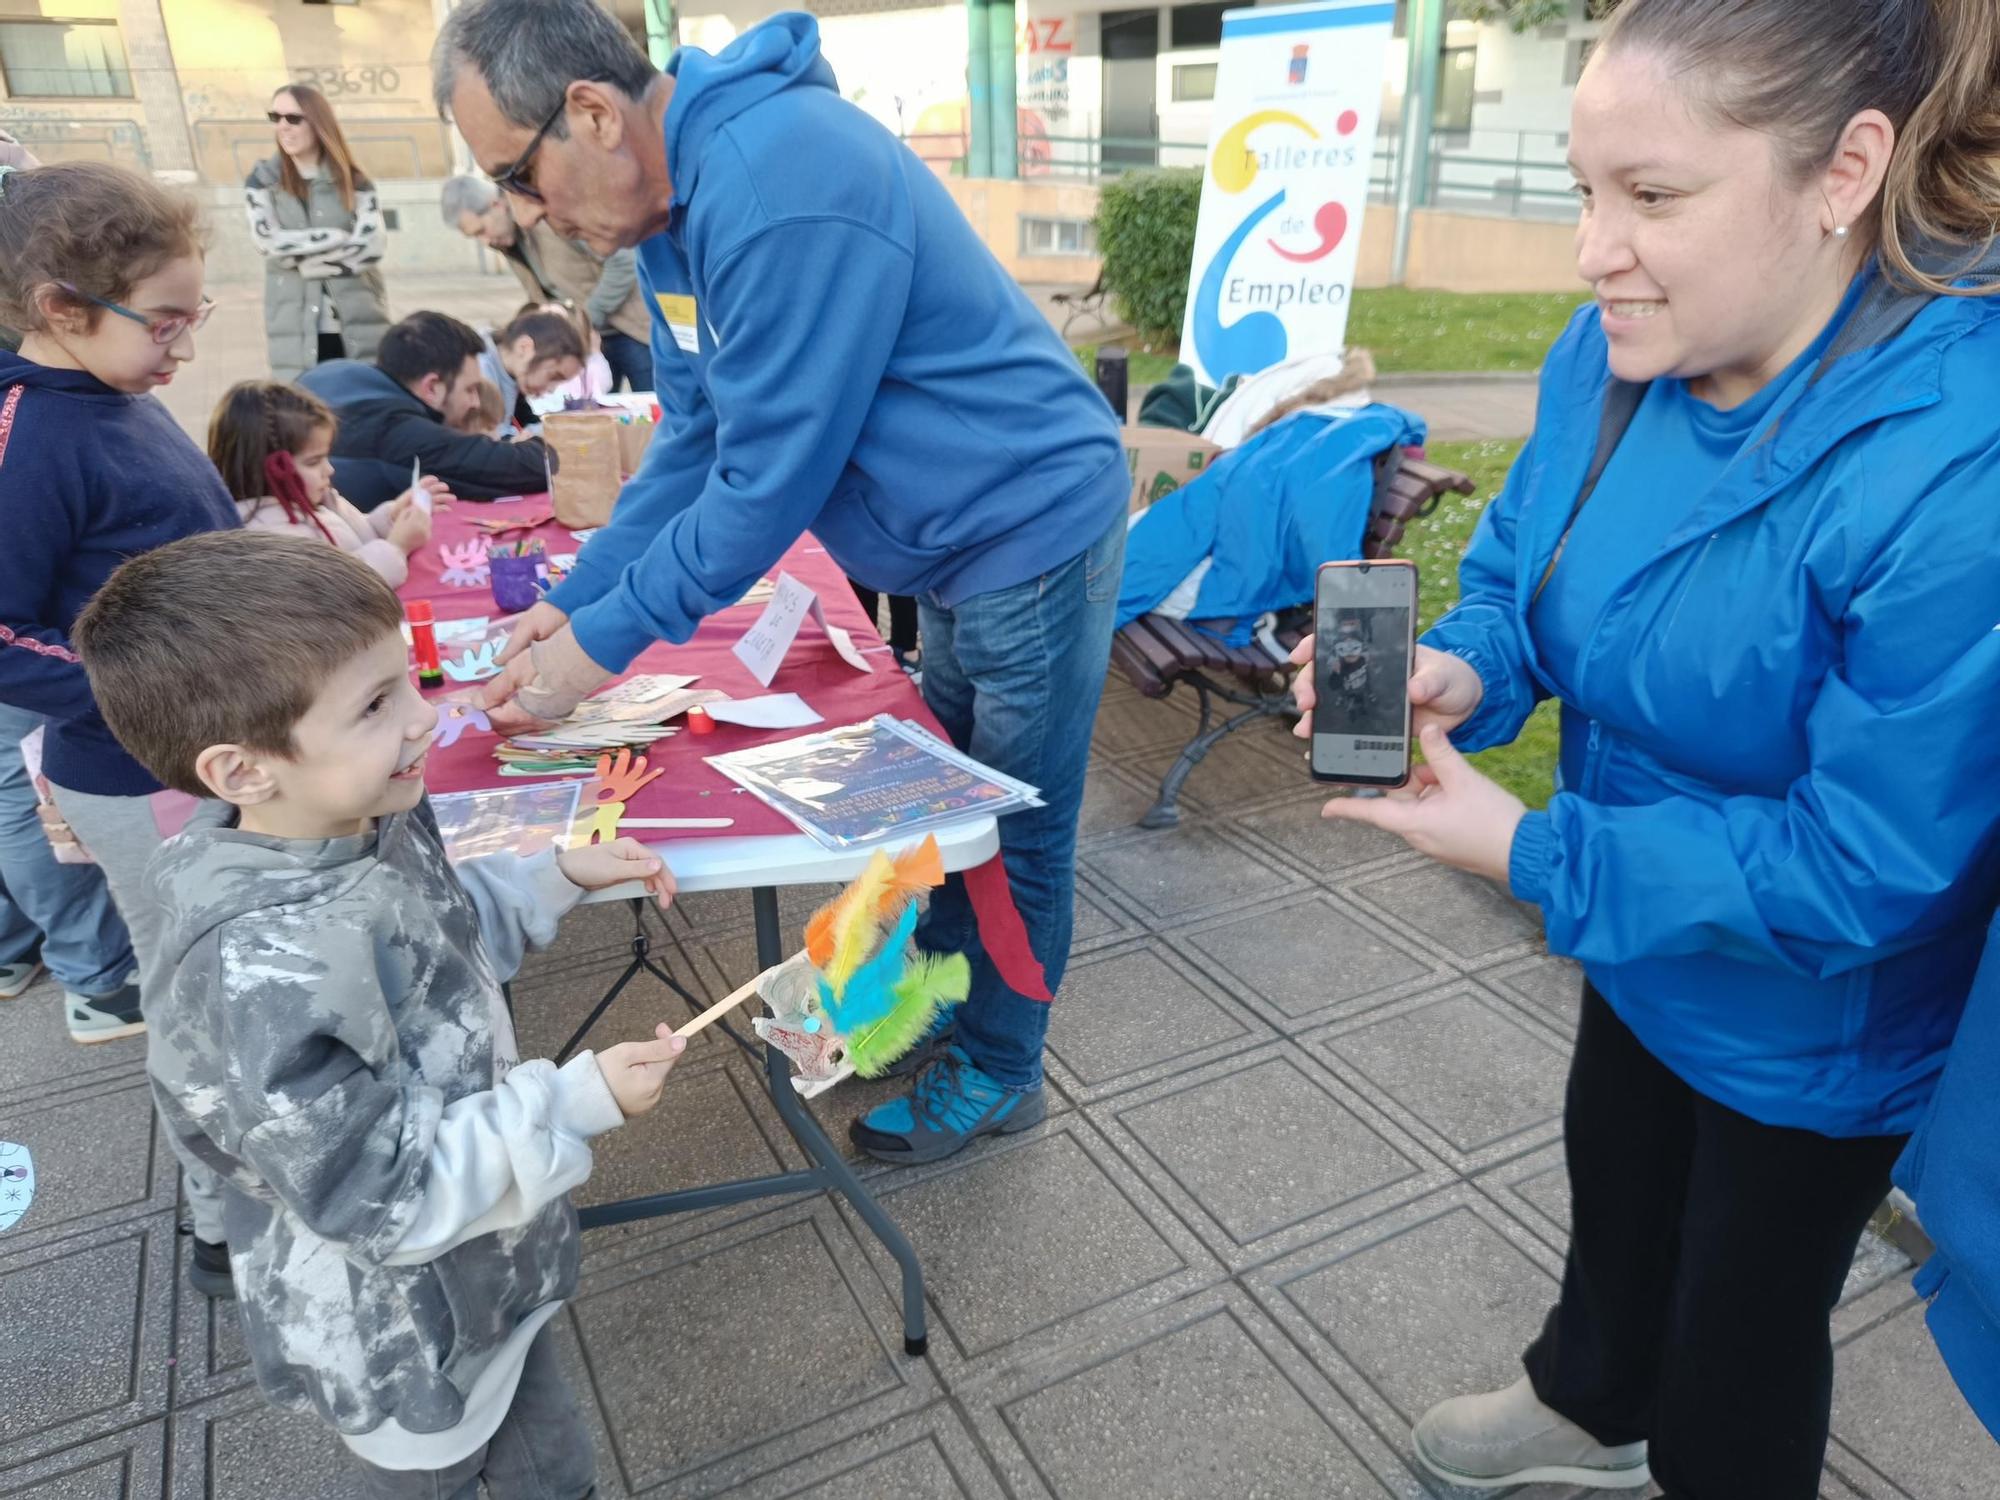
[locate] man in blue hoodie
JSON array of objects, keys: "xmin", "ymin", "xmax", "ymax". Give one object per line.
[{"xmin": 432, "ymin": 0, "xmax": 1129, "ymax": 1164}]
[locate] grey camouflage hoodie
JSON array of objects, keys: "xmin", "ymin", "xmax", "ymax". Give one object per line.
[{"xmin": 145, "ymin": 803, "xmax": 620, "ymax": 1446}]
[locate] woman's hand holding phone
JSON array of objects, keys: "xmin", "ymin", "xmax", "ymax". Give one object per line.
[
  {"xmin": 1289, "ymin": 641, "xmax": 1486, "ymax": 741},
  {"xmin": 1288, "ymin": 640, "xmax": 1520, "ymax": 882}
]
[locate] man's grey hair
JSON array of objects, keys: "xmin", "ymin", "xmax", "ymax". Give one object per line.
[
  {"xmin": 438, "ymin": 174, "xmax": 500, "ymax": 226},
  {"xmin": 432, "ymin": 0, "xmax": 657, "ymax": 135}
]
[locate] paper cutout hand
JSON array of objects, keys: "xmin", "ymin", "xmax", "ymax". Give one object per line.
[
  {"xmin": 441, "ymin": 641, "xmax": 502, "ymax": 682},
  {"xmin": 569, "ymin": 800, "xmax": 624, "ymax": 847},
  {"xmin": 588, "ymin": 748, "xmax": 664, "ymax": 805},
  {"xmin": 439, "ymin": 541, "xmax": 491, "ymax": 587},
  {"xmin": 433, "ymin": 703, "xmax": 490, "ymax": 748}
]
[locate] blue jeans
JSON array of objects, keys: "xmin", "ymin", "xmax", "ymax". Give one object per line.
[
  {"xmin": 0, "ymin": 703, "xmax": 134, "ymax": 996},
  {"xmin": 599, "ymin": 329, "xmax": 654, "ymax": 394},
  {"xmin": 915, "ymin": 517, "xmax": 1124, "ymax": 1089}
]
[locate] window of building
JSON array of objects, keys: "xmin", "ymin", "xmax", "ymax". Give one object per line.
[
  {"xmin": 1019, "ymin": 216, "xmax": 1096, "ymax": 258},
  {"xmin": 1170, "ymin": 2, "xmax": 1231, "ymax": 50},
  {"xmin": 0, "ymin": 18, "xmax": 132, "ymax": 99},
  {"xmin": 1434, "ymin": 34, "xmax": 1477, "ymax": 136},
  {"xmin": 1171, "ymin": 62, "xmax": 1217, "ymax": 102}
]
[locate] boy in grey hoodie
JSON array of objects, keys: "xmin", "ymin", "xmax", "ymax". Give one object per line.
[{"xmin": 73, "ymin": 530, "xmax": 685, "ymax": 1498}]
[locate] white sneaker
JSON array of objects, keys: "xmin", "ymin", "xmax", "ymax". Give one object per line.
[
  {"xmin": 1413, "ymin": 1375, "xmax": 1652, "ymax": 1490},
  {"xmin": 0, "ymin": 955, "xmax": 44, "ymax": 998}
]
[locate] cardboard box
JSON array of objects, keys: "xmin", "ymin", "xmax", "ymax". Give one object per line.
[{"xmin": 1123, "ymin": 425, "xmax": 1221, "ymax": 513}]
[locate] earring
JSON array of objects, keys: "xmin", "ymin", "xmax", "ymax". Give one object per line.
[{"xmin": 1833, "ymin": 224, "xmax": 1850, "ymax": 240}]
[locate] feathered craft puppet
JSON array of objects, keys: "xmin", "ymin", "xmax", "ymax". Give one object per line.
[
  {"xmin": 786, "ymin": 833, "xmax": 970, "ymax": 1078},
  {"xmin": 678, "ymin": 835, "xmax": 970, "ymax": 1091}
]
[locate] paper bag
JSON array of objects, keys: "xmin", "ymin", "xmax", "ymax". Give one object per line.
[
  {"xmin": 544, "ymin": 412, "xmax": 623, "ymax": 528},
  {"xmin": 616, "ymin": 413, "xmax": 657, "ymax": 475}
]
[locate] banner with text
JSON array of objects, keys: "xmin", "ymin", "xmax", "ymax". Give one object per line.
[{"xmin": 1180, "ymin": 1, "xmax": 1393, "ymax": 386}]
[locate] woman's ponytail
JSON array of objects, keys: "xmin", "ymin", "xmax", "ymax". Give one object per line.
[{"xmin": 1878, "ymin": 0, "xmax": 2000, "ymax": 294}]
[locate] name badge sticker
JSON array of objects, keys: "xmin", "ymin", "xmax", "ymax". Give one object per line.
[{"xmin": 655, "ymin": 293, "xmax": 701, "ymax": 353}]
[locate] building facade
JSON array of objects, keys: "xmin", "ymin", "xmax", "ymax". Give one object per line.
[{"xmin": 0, "ymin": 0, "xmax": 1597, "ymax": 287}]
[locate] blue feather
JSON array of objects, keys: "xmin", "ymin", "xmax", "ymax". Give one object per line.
[{"xmin": 819, "ymin": 901, "xmax": 919, "ymax": 1033}]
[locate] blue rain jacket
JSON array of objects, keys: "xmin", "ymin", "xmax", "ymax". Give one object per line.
[
  {"xmin": 1428, "ymin": 249, "xmax": 2000, "ymax": 1138},
  {"xmin": 1896, "ymin": 903, "xmax": 2000, "ymax": 1444},
  {"xmin": 1116, "ymin": 402, "xmax": 1425, "ymax": 645}
]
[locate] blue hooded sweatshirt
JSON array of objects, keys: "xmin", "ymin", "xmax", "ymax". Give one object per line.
[
  {"xmin": 546, "ymin": 14, "xmax": 1129, "ymax": 671},
  {"xmin": 1427, "ymin": 244, "xmax": 2000, "ymax": 1139},
  {"xmin": 0, "ymin": 350, "xmax": 239, "ymax": 795}
]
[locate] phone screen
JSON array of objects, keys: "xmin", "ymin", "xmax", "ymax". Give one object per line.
[{"xmin": 1311, "ymin": 562, "xmax": 1416, "ymax": 786}]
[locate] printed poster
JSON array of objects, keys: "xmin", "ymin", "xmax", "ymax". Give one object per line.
[{"xmin": 1180, "ymin": 1, "xmax": 1394, "ymax": 386}]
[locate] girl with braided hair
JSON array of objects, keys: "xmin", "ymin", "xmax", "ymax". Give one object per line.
[{"xmin": 208, "ymin": 381, "xmax": 444, "ymax": 587}]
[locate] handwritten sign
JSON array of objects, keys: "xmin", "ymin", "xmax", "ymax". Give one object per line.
[{"xmin": 731, "ymin": 573, "xmax": 876, "ymax": 687}]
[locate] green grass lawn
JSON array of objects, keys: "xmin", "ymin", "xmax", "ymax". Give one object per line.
[
  {"xmin": 1403, "ymin": 437, "xmax": 1561, "ymax": 808},
  {"xmin": 1346, "ymin": 288, "xmax": 1588, "ymax": 375},
  {"xmin": 1075, "ymin": 287, "xmax": 1585, "ymax": 382},
  {"xmin": 1072, "ymin": 342, "xmax": 1180, "ymax": 387}
]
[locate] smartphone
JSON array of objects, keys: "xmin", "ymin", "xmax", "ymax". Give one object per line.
[{"xmin": 1311, "ymin": 559, "xmax": 1417, "ymax": 786}]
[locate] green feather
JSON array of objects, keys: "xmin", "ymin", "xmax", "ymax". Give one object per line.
[{"xmin": 845, "ymin": 951, "xmax": 970, "ymax": 1078}]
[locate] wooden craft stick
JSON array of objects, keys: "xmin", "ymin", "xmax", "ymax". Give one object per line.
[
  {"xmin": 619, "ymin": 817, "xmax": 736, "ymax": 829},
  {"xmin": 674, "ymin": 968, "xmax": 771, "ymax": 1039}
]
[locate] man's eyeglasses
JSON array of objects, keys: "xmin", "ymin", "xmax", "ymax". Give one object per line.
[
  {"xmin": 57, "ymin": 284, "xmax": 216, "ymax": 345},
  {"xmin": 492, "ymin": 78, "xmax": 609, "ymax": 204},
  {"xmin": 267, "ymin": 110, "xmax": 308, "ymax": 126}
]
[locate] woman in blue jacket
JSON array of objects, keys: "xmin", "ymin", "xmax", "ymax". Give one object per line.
[{"xmin": 1293, "ymin": 0, "xmax": 2000, "ymax": 1493}]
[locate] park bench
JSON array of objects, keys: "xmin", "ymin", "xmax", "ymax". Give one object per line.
[{"xmin": 1109, "ymin": 449, "xmax": 1475, "ymax": 828}]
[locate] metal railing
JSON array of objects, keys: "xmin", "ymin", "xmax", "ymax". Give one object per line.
[{"xmin": 905, "ymin": 121, "xmax": 1577, "ymax": 223}]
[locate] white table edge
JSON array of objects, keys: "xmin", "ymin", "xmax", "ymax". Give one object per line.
[{"xmin": 575, "ymin": 814, "xmax": 1001, "ymax": 902}]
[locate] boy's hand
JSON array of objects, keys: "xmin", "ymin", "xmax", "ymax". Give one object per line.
[
  {"xmin": 557, "ymin": 837, "xmax": 675, "ymax": 906},
  {"xmin": 596, "ymin": 1023, "xmax": 687, "ymax": 1117}
]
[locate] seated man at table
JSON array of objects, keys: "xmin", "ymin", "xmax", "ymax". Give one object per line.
[
  {"xmin": 73, "ymin": 529, "xmax": 683, "ymax": 1497},
  {"xmin": 301, "ymin": 310, "xmax": 552, "ymax": 511},
  {"xmin": 479, "ymin": 308, "xmax": 585, "ymax": 433}
]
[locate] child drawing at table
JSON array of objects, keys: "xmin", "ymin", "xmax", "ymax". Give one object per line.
[
  {"xmin": 209, "ymin": 380, "xmax": 446, "ymax": 588},
  {"xmin": 74, "ymin": 529, "xmax": 685, "ymax": 1499}
]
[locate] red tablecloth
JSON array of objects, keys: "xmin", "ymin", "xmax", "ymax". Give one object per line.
[
  {"xmin": 406, "ymin": 499, "xmax": 933, "ymax": 834},
  {"xmin": 405, "ymin": 500, "xmax": 1052, "ymax": 999}
]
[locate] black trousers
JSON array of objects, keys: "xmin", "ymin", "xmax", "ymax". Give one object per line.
[
  {"xmin": 1524, "ymin": 986, "xmax": 1904, "ymax": 1500},
  {"xmin": 315, "ymin": 331, "xmax": 346, "ymax": 365},
  {"xmin": 849, "ymin": 580, "xmax": 919, "ymax": 655}
]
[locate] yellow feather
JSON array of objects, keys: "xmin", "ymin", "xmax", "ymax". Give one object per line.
[{"xmin": 824, "ymin": 851, "xmax": 894, "ymax": 991}]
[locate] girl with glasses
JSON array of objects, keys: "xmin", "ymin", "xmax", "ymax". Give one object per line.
[
  {"xmin": 246, "ymin": 82, "xmax": 391, "ymax": 381},
  {"xmin": 0, "ymin": 161, "xmax": 241, "ymax": 1290}
]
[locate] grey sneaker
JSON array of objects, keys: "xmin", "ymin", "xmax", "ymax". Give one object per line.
[
  {"xmin": 1413, "ymin": 1376, "xmax": 1652, "ymax": 1490},
  {"xmin": 0, "ymin": 954, "xmax": 44, "ymax": 999},
  {"xmin": 66, "ymin": 980, "xmax": 145, "ymax": 1044}
]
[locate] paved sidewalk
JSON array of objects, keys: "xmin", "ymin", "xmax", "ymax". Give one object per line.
[
  {"xmin": 1374, "ymin": 371, "xmax": 1539, "ymax": 443},
  {"xmin": 2, "ymin": 682, "xmax": 1991, "ymax": 1498}
]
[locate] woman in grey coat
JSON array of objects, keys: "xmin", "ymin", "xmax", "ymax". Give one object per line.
[{"xmin": 245, "ymin": 83, "xmax": 391, "ymax": 381}]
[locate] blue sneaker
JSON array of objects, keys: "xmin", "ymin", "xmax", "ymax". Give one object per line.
[{"xmin": 850, "ymin": 1046, "xmax": 1047, "ymax": 1165}]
